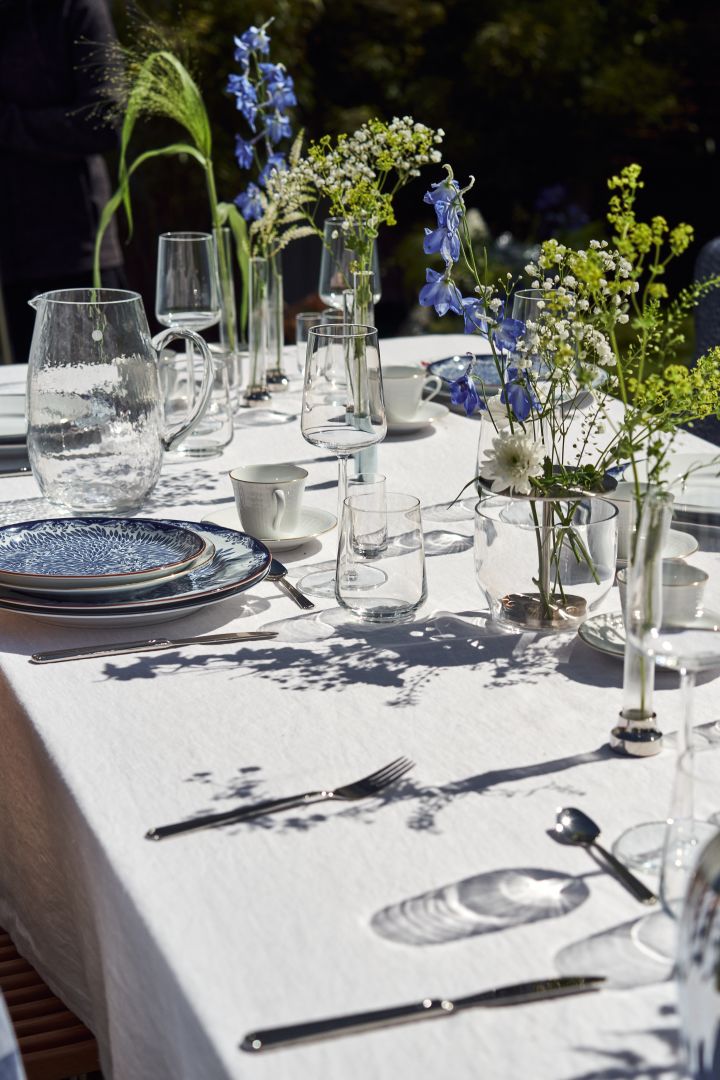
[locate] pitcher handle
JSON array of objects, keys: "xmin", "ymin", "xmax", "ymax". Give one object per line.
[{"xmin": 152, "ymin": 328, "xmax": 215, "ymax": 452}]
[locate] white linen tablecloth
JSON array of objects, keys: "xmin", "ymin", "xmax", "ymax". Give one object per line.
[{"xmin": 0, "ymin": 336, "xmax": 715, "ymax": 1080}]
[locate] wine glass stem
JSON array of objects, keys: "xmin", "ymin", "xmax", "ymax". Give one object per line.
[{"xmin": 337, "ymin": 453, "xmax": 349, "ymax": 530}]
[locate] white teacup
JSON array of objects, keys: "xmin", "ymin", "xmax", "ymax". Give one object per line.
[
  {"xmin": 617, "ymin": 561, "xmax": 709, "ymax": 625},
  {"xmin": 229, "ymin": 464, "xmax": 307, "ymax": 539},
  {"xmin": 382, "ymin": 365, "xmax": 443, "ymax": 422}
]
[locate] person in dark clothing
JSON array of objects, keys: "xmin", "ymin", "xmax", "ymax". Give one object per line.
[{"xmin": 0, "ymin": 0, "xmax": 125, "ymax": 363}]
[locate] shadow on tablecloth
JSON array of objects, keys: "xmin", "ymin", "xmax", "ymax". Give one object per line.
[{"xmin": 371, "ymin": 866, "xmax": 591, "ymax": 945}]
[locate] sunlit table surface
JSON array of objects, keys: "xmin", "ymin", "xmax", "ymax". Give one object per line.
[{"xmin": 0, "ymin": 336, "xmax": 715, "ymax": 1080}]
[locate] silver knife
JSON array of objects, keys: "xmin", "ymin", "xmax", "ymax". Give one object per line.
[
  {"xmin": 240, "ymin": 975, "xmax": 606, "ymax": 1052},
  {"xmin": 30, "ymin": 630, "xmax": 278, "ymax": 664}
]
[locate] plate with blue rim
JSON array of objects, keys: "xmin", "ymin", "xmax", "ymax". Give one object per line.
[
  {"xmin": 427, "ymin": 353, "xmax": 504, "ymax": 392},
  {"xmin": 0, "ymin": 521, "xmax": 271, "ymax": 613},
  {"xmin": 0, "ymin": 517, "xmax": 208, "ymax": 590}
]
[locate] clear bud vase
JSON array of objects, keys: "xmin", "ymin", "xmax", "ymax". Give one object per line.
[
  {"xmin": 213, "ymin": 226, "xmax": 242, "ymax": 408},
  {"xmin": 243, "ymin": 255, "xmax": 272, "ymax": 407},
  {"xmin": 610, "ymin": 491, "xmax": 663, "ymax": 757},
  {"xmin": 350, "ymin": 269, "xmax": 378, "ymax": 477},
  {"xmin": 265, "ymin": 253, "xmax": 288, "ymax": 391}
]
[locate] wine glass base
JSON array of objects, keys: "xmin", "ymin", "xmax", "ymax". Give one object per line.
[
  {"xmin": 296, "ymin": 565, "xmax": 387, "ymax": 599},
  {"xmin": 612, "ymin": 821, "xmax": 666, "ymax": 873}
]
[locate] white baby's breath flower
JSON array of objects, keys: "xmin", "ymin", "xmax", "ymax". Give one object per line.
[{"xmin": 480, "ymin": 431, "xmax": 545, "ymax": 495}]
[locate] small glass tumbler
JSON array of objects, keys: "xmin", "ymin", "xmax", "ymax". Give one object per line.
[
  {"xmin": 337, "ymin": 492, "xmax": 426, "ymax": 622},
  {"xmin": 295, "ymin": 310, "xmax": 344, "ymax": 373},
  {"xmin": 347, "ymin": 473, "xmax": 387, "ymax": 557},
  {"xmin": 161, "ymin": 347, "xmax": 233, "ymax": 458}
]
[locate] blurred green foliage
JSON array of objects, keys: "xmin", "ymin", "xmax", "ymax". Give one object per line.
[{"xmin": 110, "ymin": 0, "xmax": 718, "ymax": 339}]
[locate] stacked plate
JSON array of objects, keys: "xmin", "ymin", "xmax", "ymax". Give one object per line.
[{"xmin": 0, "ymin": 517, "xmax": 271, "ymax": 627}]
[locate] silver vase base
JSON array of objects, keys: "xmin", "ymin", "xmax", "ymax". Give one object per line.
[
  {"xmin": 266, "ymin": 368, "xmax": 289, "ymax": 391},
  {"xmin": 242, "ymin": 385, "xmax": 272, "ymax": 407},
  {"xmin": 499, "ymin": 592, "xmax": 587, "ymax": 631},
  {"xmin": 610, "ymin": 710, "xmax": 663, "ymax": 757}
]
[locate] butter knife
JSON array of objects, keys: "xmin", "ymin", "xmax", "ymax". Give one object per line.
[
  {"xmin": 240, "ymin": 975, "xmax": 606, "ymax": 1052},
  {"xmin": 30, "ymin": 630, "xmax": 278, "ymax": 664}
]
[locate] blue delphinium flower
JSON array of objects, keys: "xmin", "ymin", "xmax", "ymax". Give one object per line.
[
  {"xmin": 500, "ymin": 366, "xmax": 540, "ymax": 422},
  {"xmin": 260, "ymin": 65, "xmax": 297, "ymax": 110},
  {"xmin": 233, "ymin": 36, "xmax": 252, "ymax": 68},
  {"xmin": 493, "ymin": 318, "xmax": 525, "ymax": 354},
  {"xmin": 450, "ymin": 369, "xmax": 484, "ymax": 416},
  {"xmin": 265, "ymin": 111, "xmax": 292, "ymax": 145},
  {"xmin": 229, "ymin": 22, "xmax": 296, "ymax": 226},
  {"xmin": 234, "ymin": 182, "xmax": 264, "ymax": 222},
  {"xmin": 423, "ymin": 225, "xmax": 460, "ymax": 264},
  {"xmin": 419, "ymin": 268, "xmax": 463, "ymax": 317},
  {"xmin": 234, "ymin": 135, "xmax": 255, "ymax": 170},
  {"xmin": 460, "ymin": 297, "xmax": 489, "ymax": 335},
  {"xmin": 228, "ymin": 74, "xmax": 258, "ymax": 130},
  {"xmin": 240, "ymin": 25, "xmax": 271, "ymax": 55},
  {"xmin": 258, "ymin": 153, "xmax": 287, "ymax": 188}
]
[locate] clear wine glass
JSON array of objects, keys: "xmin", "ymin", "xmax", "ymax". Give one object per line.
[
  {"xmin": 318, "ymin": 218, "xmax": 381, "ymax": 312},
  {"xmin": 298, "ymin": 323, "xmax": 386, "ymax": 597},
  {"xmin": 615, "ymin": 492, "xmax": 720, "ymax": 958},
  {"xmin": 155, "ymin": 232, "xmax": 227, "ymax": 456},
  {"xmin": 156, "ymin": 232, "xmax": 221, "ymax": 332}
]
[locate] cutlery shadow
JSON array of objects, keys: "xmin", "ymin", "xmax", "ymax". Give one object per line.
[
  {"xmin": 371, "ymin": 866, "xmax": 590, "ymax": 946},
  {"xmin": 159, "ymin": 763, "xmax": 416, "ymax": 835}
]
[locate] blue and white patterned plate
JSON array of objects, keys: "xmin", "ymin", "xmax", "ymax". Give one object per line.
[
  {"xmin": 2, "ymin": 539, "xmax": 217, "ymax": 598},
  {"xmin": 0, "ymin": 518, "xmax": 207, "ymax": 589},
  {"xmin": 0, "ymin": 521, "xmax": 271, "ymax": 613},
  {"xmin": 427, "ymin": 353, "xmax": 505, "ymax": 391}
]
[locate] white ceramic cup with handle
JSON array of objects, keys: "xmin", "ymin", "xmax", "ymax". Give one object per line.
[
  {"xmin": 617, "ymin": 561, "xmax": 709, "ymax": 625},
  {"xmin": 229, "ymin": 464, "xmax": 307, "ymax": 539},
  {"xmin": 382, "ymin": 364, "xmax": 443, "ymax": 422}
]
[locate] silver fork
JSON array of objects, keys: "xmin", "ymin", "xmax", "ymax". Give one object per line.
[{"xmin": 145, "ymin": 756, "xmax": 414, "ymax": 841}]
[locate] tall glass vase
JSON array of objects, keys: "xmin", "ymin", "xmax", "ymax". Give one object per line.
[
  {"xmin": 348, "ymin": 270, "xmax": 378, "ymax": 476},
  {"xmin": 610, "ymin": 490, "xmax": 662, "ymax": 757},
  {"xmin": 265, "ymin": 253, "xmax": 288, "ymax": 391},
  {"xmin": 243, "ymin": 255, "xmax": 272, "ymax": 407},
  {"xmin": 213, "ymin": 226, "xmax": 242, "ymax": 407}
]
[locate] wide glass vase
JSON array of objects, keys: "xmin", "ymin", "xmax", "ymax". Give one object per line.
[{"xmin": 474, "ymin": 494, "xmax": 618, "ymax": 631}]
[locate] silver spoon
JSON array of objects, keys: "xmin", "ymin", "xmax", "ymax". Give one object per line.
[
  {"xmin": 268, "ymin": 559, "xmax": 315, "ymax": 610},
  {"xmin": 551, "ymin": 807, "xmax": 657, "ymax": 905}
]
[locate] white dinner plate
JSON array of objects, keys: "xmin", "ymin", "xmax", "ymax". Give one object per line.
[
  {"xmin": 386, "ymin": 401, "xmax": 449, "ymax": 435},
  {"xmin": 577, "ymin": 611, "xmax": 625, "ymax": 658},
  {"xmin": 202, "ymin": 507, "xmax": 336, "ymax": 553}
]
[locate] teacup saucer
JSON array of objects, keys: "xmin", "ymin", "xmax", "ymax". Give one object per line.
[
  {"xmin": 386, "ymin": 400, "xmax": 449, "ymax": 435},
  {"xmin": 616, "ymin": 527, "xmax": 698, "ymax": 567},
  {"xmin": 202, "ymin": 506, "xmax": 336, "ymax": 552}
]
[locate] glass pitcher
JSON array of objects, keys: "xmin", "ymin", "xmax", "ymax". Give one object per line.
[{"xmin": 26, "ymin": 288, "xmax": 214, "ymax": 514}]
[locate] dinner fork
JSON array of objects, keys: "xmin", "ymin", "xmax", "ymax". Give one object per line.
[{"xmin": 145, "ymin": 756, "xmax": 414, "ymax": 841}]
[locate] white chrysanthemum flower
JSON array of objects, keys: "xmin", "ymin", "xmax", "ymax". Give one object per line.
[{"xmin": 480, "ymin": 431, "xmax": 545, "ymax": 495}]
